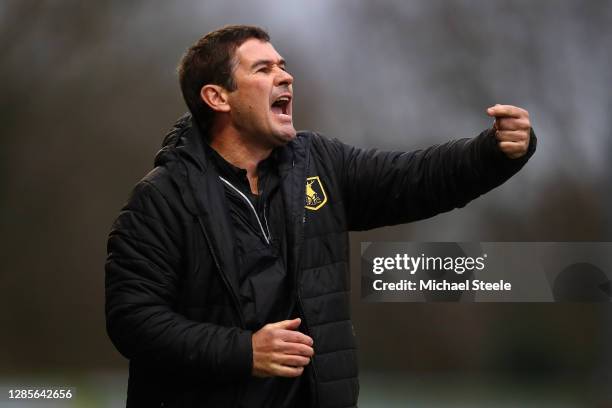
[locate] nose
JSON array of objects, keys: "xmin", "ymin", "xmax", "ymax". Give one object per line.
[{"xmin": 275, "ymin": 67, "xmax": 293, "ymax": 87}]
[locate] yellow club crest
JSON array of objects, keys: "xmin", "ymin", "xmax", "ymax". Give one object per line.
[{"xmin": 305, "ymin": 176, "xmax": 328, "ymax": 211}]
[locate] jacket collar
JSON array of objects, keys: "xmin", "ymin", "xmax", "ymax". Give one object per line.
[{"xmin": 155, "ymin": 114, "xmax": 309, "ymax": 305}]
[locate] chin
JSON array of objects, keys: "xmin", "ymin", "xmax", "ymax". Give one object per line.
[{"xmin": 273, "ymin": 127, "xmax": 297, "ymax": 145}]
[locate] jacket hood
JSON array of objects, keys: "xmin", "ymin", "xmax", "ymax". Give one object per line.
[{"xmin": 154, "ymin": 113, "xmax": 209, "ymax": 172}]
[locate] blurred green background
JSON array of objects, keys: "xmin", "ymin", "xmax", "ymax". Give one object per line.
[{"xmin": 1, "ymin": 0, "xmax": 611, "ymax": 406}]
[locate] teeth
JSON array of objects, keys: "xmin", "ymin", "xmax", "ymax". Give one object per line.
[{"xmin": 277, "ymin": 96, "xmax": 289, "ymax": 103}]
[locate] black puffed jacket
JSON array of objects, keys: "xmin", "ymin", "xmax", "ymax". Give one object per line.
[{"xmin": 105, "ymin": 114, "xmax": 536, "ymax": 407}]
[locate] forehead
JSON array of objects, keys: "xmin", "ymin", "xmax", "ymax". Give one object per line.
[{"xmin": 234, "ymin": 38, "xmax": 283, "ymax": 67}]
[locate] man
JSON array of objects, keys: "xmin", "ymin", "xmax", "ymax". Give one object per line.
[{"xmin": 105, "ymin": 25, "xmax": 536, "ymax": 407}]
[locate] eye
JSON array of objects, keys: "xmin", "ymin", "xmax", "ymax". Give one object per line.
[{"xmin": 256, "ymin": 66, "xmax": 270, "ymax": 73}]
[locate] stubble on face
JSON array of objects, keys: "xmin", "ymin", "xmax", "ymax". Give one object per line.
[{"xmin": 227, "ymin": 39, "xmax": 296, "ymax": 149}]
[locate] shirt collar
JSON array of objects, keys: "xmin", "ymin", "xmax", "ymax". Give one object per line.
[{"xmin": 205, "ymin": 143, "xmax": 280, "ymax": 187}]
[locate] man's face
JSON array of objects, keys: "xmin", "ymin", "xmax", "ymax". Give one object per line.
[{"xmin": 226, "ymin": 39, "xmax": 295, "ymax": 147}]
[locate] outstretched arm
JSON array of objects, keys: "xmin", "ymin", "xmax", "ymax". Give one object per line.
[{"xmin": 331, "ymin": 104, "xmax": 536, "ymax": 231}]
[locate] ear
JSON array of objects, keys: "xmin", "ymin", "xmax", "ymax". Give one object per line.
[{"xmin": 200, "ymin": 84, "xmax": 231, "ymax": 113}]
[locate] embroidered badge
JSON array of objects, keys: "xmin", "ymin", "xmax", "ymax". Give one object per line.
[{"xmin": 305, "ymin": 176, "xmax": 328, "ymax": 211}]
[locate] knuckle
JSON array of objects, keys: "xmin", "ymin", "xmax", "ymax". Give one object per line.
[
  {"xmin": 270, "ymin": 352, "xmax": 281, "ymax": 362},
  {"xmin": 272, "ymin": 339, "xmax": 284, "ymax": 350}
]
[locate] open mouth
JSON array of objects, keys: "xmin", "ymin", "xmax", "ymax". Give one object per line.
[{"xmin": 271, "ymin": 94, "xmax": 292, "ymax": 118}]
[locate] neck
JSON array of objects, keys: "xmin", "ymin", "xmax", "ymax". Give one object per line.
[{"xmin": 209, "ymin": 122, "xmax": 273, "ymax": 194}]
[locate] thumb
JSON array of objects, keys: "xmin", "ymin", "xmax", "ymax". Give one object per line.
[
  {"xmin": 271, "ymin": 318, "xmax": 301, "ymax": 330},
  {"xmin": 486, "ymin": 104, "xmax": 500, "ymax": 117}
]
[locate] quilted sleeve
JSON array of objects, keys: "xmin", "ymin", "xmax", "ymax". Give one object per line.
[{"xmin": 324, "ymin": 128, "xmax": 536, "ymax": 231}]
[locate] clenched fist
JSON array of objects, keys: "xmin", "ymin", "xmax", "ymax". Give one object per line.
[
  {"xmin": 252, "ymin": 318, "xmax": 314, "ymax": 378},
  {"xmin": 486, "ymin": 104, "xmax": 531, "ymax": 159}
]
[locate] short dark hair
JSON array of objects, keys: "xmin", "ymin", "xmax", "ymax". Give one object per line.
[{"xmin": 177, "ymin": 25, "xmax": 270, "ymax": 133}]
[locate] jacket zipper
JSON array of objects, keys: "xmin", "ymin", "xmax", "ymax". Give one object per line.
[
  {"xmin": 262, "ymin": 201, "xmax": 271, "ymax": 242},
  {"xmin": 218, "ymin": 176, "xmax": 271, "ymax": 245},
  {"xmin": 195, "ymin": 217, "xmax": 247, "ymax": 407},
  {"xmin": 296, "ymin": 294, "xmax": 320, "ymax": 407},
  {"xmin": 294, "ymin": 157, "xmax": 321, "ymax": 408},
  {"xmin": 196, "ymin": 217, "xmax": 246, "ymax": 327}
]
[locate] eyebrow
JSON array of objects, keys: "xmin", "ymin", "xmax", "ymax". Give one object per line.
[{"xmin": 250, "ymin": 58, "xmax": 286, "ymax": 70}]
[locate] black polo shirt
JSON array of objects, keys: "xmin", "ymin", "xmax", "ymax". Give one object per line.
[{"xmin": 206, "ymin": 145, "xmax": 310, "ymax": 408}]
